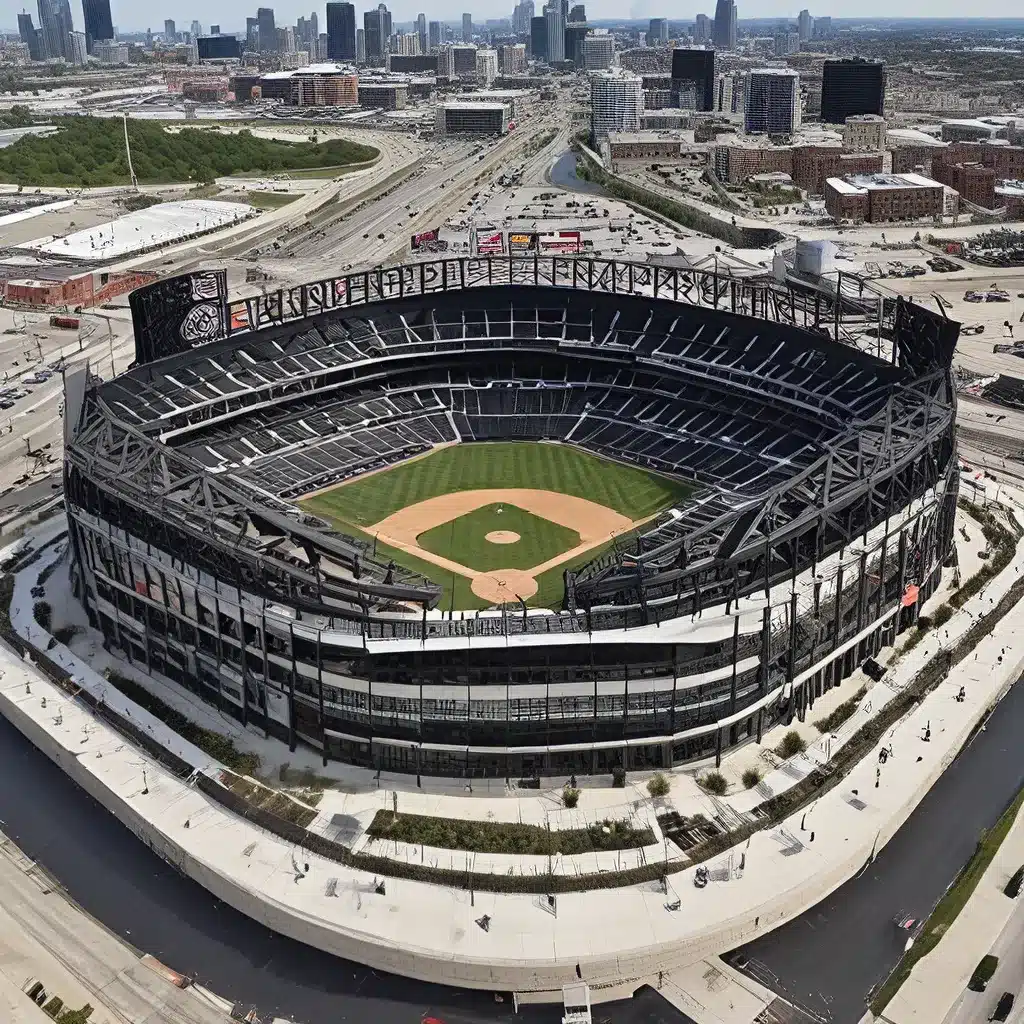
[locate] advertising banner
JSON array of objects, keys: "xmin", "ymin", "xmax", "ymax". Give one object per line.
[
  {"xmin": 508, "ymin": 231, "xmax": 537, "ymax": 254},
  {"xmin": 538, "ymin": 230, "xmax": 582, "ymax": 254},
  {"xmin": 476, "ymin": 229, "xmax": 505, "ymax": 255},
  {"xmin": 129, "ymin": 269, "xmax": 228, "ymax": 364},
  {"xmin": 411, "ymin": 228, "xmax": 439, "ymax": 250}
]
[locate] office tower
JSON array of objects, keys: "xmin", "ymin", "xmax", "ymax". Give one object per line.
[
  {"xmin": 210, "ymin": 24, "xmax": 219, "ymax": 34},
  {"xmin": 190, "ymin": 19, "xmax": 202, "ymax": 38},
  {"xmin": 744, "ymin": 68, "xmax": 800, "ymax": 133},
  {"xmin": 356, "ymin": 26, "xmax": 365, "ymax": 60},
  {"xmin": 18, "ymin": 12, "xmax": 41, "ymax": 60},
  {"xmin": 671, "ymin": 47, "xmax": 715, "ymax": 111},
  {"xmin": 68, "ymin": 28, "xmax": 87, "ymax": 62},
  {"xmin": 82, "ymin": 0, "xmax": 113, "ymax": 54},
  {"xmin": 649, "ymin": 18, "xmax": 668, "ymax": 44},
  {"xmin": 773, "ymin": 30, "xmax": 799, "ymax": 57},
  {"xmin": 363, "ymin": 6, "xmax": 391, "ymax": 60},
  {"xmin": 813, "ymin": 15, "xmax": 831, "ymax": 37},
  {"xmin": 821, "ymin": 57, "xmax": 885, "ymax": 124},
  {"xmin": 37, "ymin": 1, "xmax": 62, "ymax": 60},
  {"xmin": 326, "ymin": 3, "xmax": 356, "ymax": 60},
  {"xmin": 428, "ymin": 20, "xmax": 440, "ymax": 49},
  {"xmin": 163, "ymin": 18, "xmax": 175, "ymax": 41},
  {"xmin": 282, "ymin": 25, "xmax": 295, "ymax": 52},
  {"xmin": 565, "ymin": 20, "xmax": 587, "ymax": 65},
  {"xmin": 590, "ymin": 68, "xmax": 642, "ymax": 137},
  {"xmin": 582, "ymin": 34, "xmax": 614, "ymax": 70},
  {"xmin": 462, "ymin": 13, "xmax": 472, "ymax": 42},
  {"xmin": 416, "ymin": 13, "xmax": 426, "ymax": 52},
  {"xmin": 530, "ymin": 15, "xmax": 546, "ymax": 58},
  {"xmin": 499, "ymin": 42, "xmax": 526, "ymax": 73},
  {"xmin": 245, "ymin": 18, "xmax": 258, "ymax": 51},
  {"xmin": 513, "ymin": 0, "xmax": 534, "ymax": 34},
  {"xmin": 711, "ymin": 0, "xmax": 736, "ymax": 50},
  {"xmin": 693, "ymin": 13, "xmax": 710, "ymax": 43},
  {"xmin": 569, "ymin": 4, "xmax": 585, "ymax": 19},
  {"xmin": 476, "ymin": 47, "xmax": 497, "ymax": 83},
  {"xmin": 257, "ymin": 9, "xmax": 277, "ymax": 52},
  {"xmin": 797, "ymin": 9, "xmax": 813, "ymax": 42},
  {"xmin": 380, "ymin": 5, "xmax": 392, "ymax": 47},
  {"xmin": 545, "ymin": 4, "xmax": 564, "ymax": 61}
]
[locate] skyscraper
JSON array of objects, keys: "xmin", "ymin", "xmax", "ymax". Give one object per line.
[
  {"xmin": 428, "ymin": 20, "xmax": 440, "ymax": 49},
  {"xmin": 462, "ymin": 13, "xmax": 472, "ymax": 42},
  {"xmin": 37, "ymin": 0, "xmax": 64, "ymax": 60},
  {"xmin": 693, "ymin": 13, "xmax": 710, "ymax": 43},
  {"xmin": 326, "ymin": 3, "xmax": 356, "ymax": 61},
  {"xmin": 649, "ymin": 18, "xmax": 668, "ymax": 44},
  {"xmin": 711, "ymin": 0, "xmax": 736, "ymax": 50},
  {"xmin": 82, "ymin": 0, "xmax": 113, "ymax": 54},
  {"xmin": 356, "ymin": 26, "xmax": 365, "ymax": 61},
  {"xmin": 163, "ymin": 18, "xmax": 176, "ymax": 41},
  {"xmin": 18, "ymin": 12, "xmax": 41, "ymax": 60},
  {"xmin": 590, "ymin": 68, "xmax": 642, "ymax": 137},
  {"xmin": 257, "ymin": 8, "xmax": 277, "ymax": 52},
  {"xmin": 797, "ymin": 9, "xmax": 813, "ymax": 42},
  {"xmin": 416, "ymin": 13, "xmax": 426, "ymax": 53},
  {"xmin": 744, "ymin": 68, "xmax": 800, "ymax": 134},
  {"xmin": 246, "ymin": 18, "xmax": 258, "ymax": 51},
  {"xmin": 530, "ymin": 15, "xmax": 546, "ymax": 59},
  {"xmin": 671, "ymin": 48, "xmax": 715, "ymax": 111},
  {"xmin": 363, "ymin": 7, "xmax": 384, "ymax": 59},
  {"xmin": 545, "ymin": 3, "xmax": 564, "ymax": 61},
  {"xmin": 820, "ymin": 57, "xmax": 885, "ymax": 124}
]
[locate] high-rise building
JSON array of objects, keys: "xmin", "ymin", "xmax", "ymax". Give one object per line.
[
  {"xmin": 582, "ymin": 34, "xmax": 614, "ymax": 70},
  {"xmin": 648, "ymin": 18, "xmax": 668, "ymax": 44},
  {"xmin": 512, "ymin": 0, "xmax": 534, "ymax": 34},
  {"xmin": 693, "ymin": 13, "xmax": 710, "ymax": 44},
  {"xmin": 163, "ymin": 18, "xmax": 175, "ymax": 41},
  {"xmin": 18, "ymin": 12, "xmax": 41, "ymax": 61},
  {"xmin": 711, "ymin": 0, "xmax": 736, "ymax": 50},
  {"xmin": 530, "ymin": 15, "xmax": 546, "ymax": 58},
  {"xmin": 744, "ymin": 68, "xmax": 800, "ymax": 134},
  {"xmin": 326, "ymin": 3, "xmax": 356, "ymax": 61},
  {"xmin": 210, "ymin": 24, "xmax": 220, "ymax": 34},
  {"xmin": 773, "ymin": 30, "xmax": 799, "ymax": 57},
  {"xmin": 246, "ymin": 18, "xmax": 258, "ymax": 51},
  {"xmin": 462, "ymin": 13, "xmax": 472, "ymax": 42},
  {"xmin": 363, "ymin": 8, "xmax": 383, "ymax": 59},
  {"xmin": 356, "ymin": 26, "xmax": 365, "ymax": 61},
  {"xmin": 590, "ymin": 68, "xmax": 642, "ymax": 137},
  {"xmin": 476, "ymin": 47, "xmax": 498, "ymax": 83},
  {"xmin": 545, "ymin": 4, "xmax": 564, "ymax": 62},
  {"xmin": 82, "ymin": 0, "xmax": 113, "ymax": 54},
  {"xmin": 821, "ymin": 57, "xmax": 885, "ymax": 124},
  {"xmin": 813, "ymin": 15, "xmax": 832, "ymax": 37},
  {"xmin": 499, "ymin": 42, "xmax": 526, "ymax": 73},
  {"xmin": 38, "ymin": 1, "xmax": 64, "ymax": 60},
  {"xmin": 428, "ymin": 20, "xmax": 440, "ymax": 49},
  {"xmin": 190, "ymin": 20, "xmax": 203, "ymax": 38},
  {"xmin": 797, "ymin": 9, "xmax": 813, "ymax": 42},
  {"xmin": 671, "ymin": 47, "xmax": 715, "ymax": 111},
  {"xmin": 416, "ymin": 13, "xmax": 427, "ymax": 52},
  {"xmin": 257, "ymin": 8, "xmax": 277, "ymax": 52},
  {"xmin": 68, "ymin": 28, "xmax": 87, "ymax": 63}
]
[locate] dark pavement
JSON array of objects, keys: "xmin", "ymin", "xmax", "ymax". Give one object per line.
[
  {"xmin": 732, "ymin": 674, "xmax": 1024, "ymax": 1023},
  {"xmin": 0, "ymin": 713, "xmax": 685, "ymax": 1024}
]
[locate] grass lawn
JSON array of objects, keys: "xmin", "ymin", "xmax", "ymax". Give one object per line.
[
  {"xmin": 301, "ymin": 442, "xmax": 691, "ymax": 611},
  {"xmin": 367, "ymin": 810, "xmax": 655, "ymax": 856},
  {"xmin": 416, "ymin": 503, "xmax": 580, "ymax": 572},
  {"xmin": 245, "ymin": 190, "xmax": 300, "ymax": 209},
  {"xmin": 870, "ymin": 783, "xmax": 1024, "ymax": 1015},
  {"xmin": 302, "ymin": 441, "xmax": 694, "ymax": 528}
]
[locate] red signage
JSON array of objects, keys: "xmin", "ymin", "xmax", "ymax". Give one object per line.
[{"xmin": 539, "ymin": 230, "xmax": 581, "ymax": 254}]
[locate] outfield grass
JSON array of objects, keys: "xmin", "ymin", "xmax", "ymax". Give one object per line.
[
  {"xmin": 302, "ymin": 442, "xmax": 693, "ymax": 528},
  {"xmin": 416, "ymin": 503, "xmax": 580, "ymax": 572},
  {"xmin": 301, "ymin": 441, "xmax": 693, "ymax": 611}
]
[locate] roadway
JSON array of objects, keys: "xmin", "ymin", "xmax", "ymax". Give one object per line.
[{"xmin": 731, "ymin": 670, "xmax": 1024, "ymax": 1024}]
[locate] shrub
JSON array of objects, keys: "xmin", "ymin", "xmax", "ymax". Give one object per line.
[
  {"xmin": 815, "ymin": 687, "xmax": 867, "ymax": 734},
  {"xmin": 646, "ymin": 772, "xmax": 670, "ymax": 798},
  {"xmin": 742, "ymin": 768, "xmax": 761, "ymax": 789},
  {"xmin": 562, "ymin": 786, "xmax": 580, "ymax": 808},
  {"xmin": 52, "ymin": 625, "xmax": 79, "ymax": 645},
  {"xmin": 33, "ymin": 600, "xmax": 52, "ymax": 631},
  {"xmin": 1005, "ymin": 866, "xmax": 1024, "ymax": 898},
  {"xmin": 968, "ymin": 954, "xmax": 999, "ymax": 992},
  {"xmin": 934, "ymin": 604, "xmax": 954, "ymax": 628},
  {"xmin": 56, "ymin": 1005, "xmax": 93, "ymax": 1024},
  {"xmin": 700, "ymin": 771, "xmax": 728, "ymax": 795},
  {"xmin": 776, "ymin": 730, "xmax": 807, "ymax": 759},
  {"xmin": 611, "ymin": 764, "xmax": 626, "ymax": 788},
  {"xmin": 42, "ymin": 997, "xmax": 64, "ymax": 1018}
]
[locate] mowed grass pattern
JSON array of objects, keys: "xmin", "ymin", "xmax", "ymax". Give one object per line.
[
  {"xmin": 416, "ymin": 503, "xmax": 580, "ymax": 572},
  {"xmin": 302, "ymin": 441, "xmax": 694, "ymax": 527}
]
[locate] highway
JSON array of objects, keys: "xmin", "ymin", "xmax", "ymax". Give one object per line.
[{"xmin": 731, "ymin": 671, "xmax": 1024, "ymax": 1024}]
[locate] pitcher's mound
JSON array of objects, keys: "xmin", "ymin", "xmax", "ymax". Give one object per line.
[
  {"xmin": 471, "ymin": 569, "xmax": 538, "ymax": 603},
  {"xmin": 485, "ymin": 530, "xmax": 520, "ymax": 544}
]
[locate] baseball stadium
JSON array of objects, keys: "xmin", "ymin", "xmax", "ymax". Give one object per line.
[{"xmin": 63, "ymin": 257, "xmax": 959, "ymax": 779}]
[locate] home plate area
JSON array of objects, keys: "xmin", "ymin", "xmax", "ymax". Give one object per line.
[{"xmin": 368, "ymin": 489, "xmax": 634, "ymax": 604}]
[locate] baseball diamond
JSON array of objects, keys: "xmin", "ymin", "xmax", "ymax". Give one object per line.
[{"xmin": 63, "ymin": 259, "xmax": 959, "ymax": 780}]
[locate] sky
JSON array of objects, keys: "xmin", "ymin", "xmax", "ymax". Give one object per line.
[{"xmin": 15, "ymin": 0, "xmax": 1024, "ymax": 37}]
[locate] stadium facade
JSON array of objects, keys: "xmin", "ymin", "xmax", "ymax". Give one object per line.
[{"xmin": 64, "ymin": 258, "xmax": 959, "ymax": 779}]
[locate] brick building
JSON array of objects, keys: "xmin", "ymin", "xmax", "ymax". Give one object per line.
[
  {"xmin": 714, "ymin": 144, "xmax": 793, "ymax": 183},
  {"xmin": 942, "ymin": 141, "xmax": 1024, "ymax": 180},
  {"xmin": 891, "ymin": 145, "xmax": 940, "ymax": 176},
  {"xmin": 824, "ymin": 172, "xmax": 949, "ymax": 223},
  {"xmin": 1, "ymin": 269, "xmax": 156, "ymax": 309},
  {"xmin": 290, "ymin": 69, "xmax": 359, "ymax": 106},
  {"xmin": 931, "ymin": 161, "xmax": 996, "ymax": 210},
  {"xmin": 791, "ymin": 145, "xmax": 883, "ymax": 194}
]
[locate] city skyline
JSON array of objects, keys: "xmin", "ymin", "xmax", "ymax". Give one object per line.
[{"xmin": 14, "ymin": 3, "xmax": 1024, "ymax": 35}]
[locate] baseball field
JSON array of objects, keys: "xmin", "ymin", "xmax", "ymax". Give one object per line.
[{"xmin": 300, "ymin": 441, "xmax": 695, "ymax": 610}]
